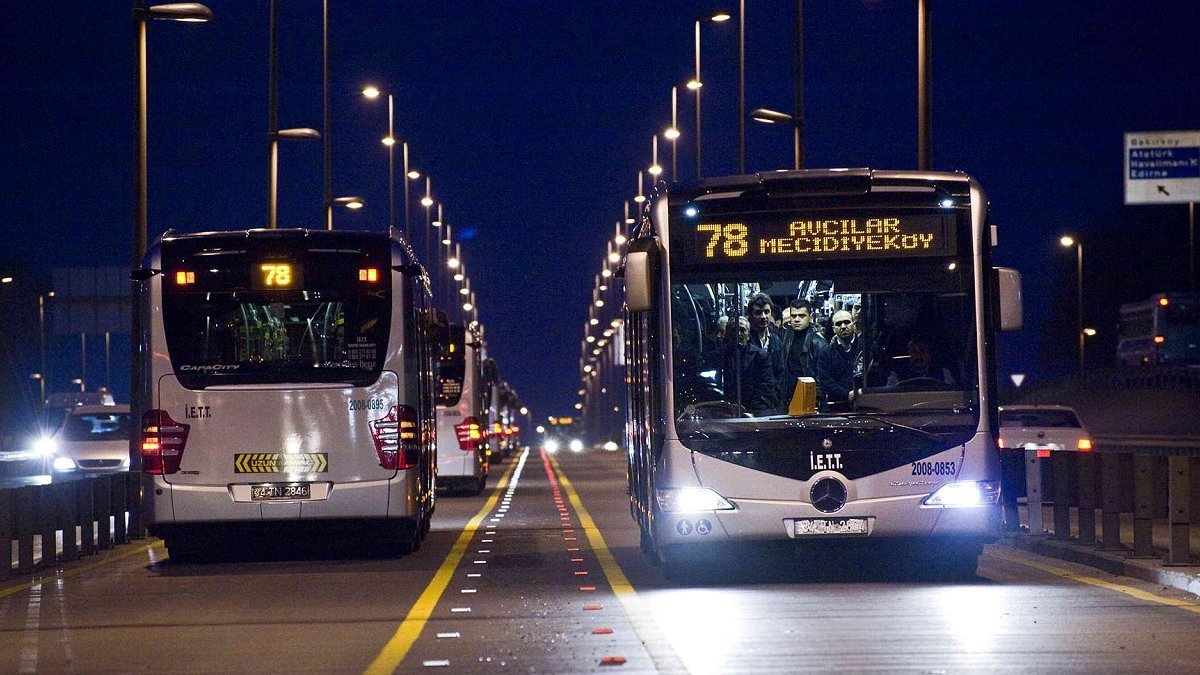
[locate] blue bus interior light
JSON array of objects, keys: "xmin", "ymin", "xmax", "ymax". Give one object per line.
[
  {"xmin": 939, "ymin": 198, "xmax": 955, "ymax": 208},
  {"xmin": 684, "ymin": 206, "xmax": 699, "ymax": 218}
]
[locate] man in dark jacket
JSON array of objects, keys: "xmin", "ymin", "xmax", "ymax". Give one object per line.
[
  {"xmin": 816, "ymin": 309, "xmax": 863, "ymax": 405},
  {"xmin": 779, "ymin": 298, "xmax": 827, "ymax": 404},
  {"xmin": 722, "ymin": 315, "xmax": 778, "ymax": 415}
]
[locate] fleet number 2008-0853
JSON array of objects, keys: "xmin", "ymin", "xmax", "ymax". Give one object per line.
[{"xmin": 911, "ymin": 461, "xmax": 956, "ymax": 476}]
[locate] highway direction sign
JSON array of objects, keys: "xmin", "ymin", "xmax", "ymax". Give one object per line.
[{"xmin": 1125, "ymin": 130, "xmax": 1200, "ymax": 204}]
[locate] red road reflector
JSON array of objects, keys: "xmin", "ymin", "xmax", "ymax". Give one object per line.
[
  {"xmin": 564, "ymin": 537, "xmax": 577, "ymax": 541},
  {"xmin": 574, "ymin": 571, "xmax": 589, "ymax": 575},
  {"xmin": 600, "ymin": 656, "xmax": 626, "ymax": 666},
  {"xmin": 592, "ymin": 628, "xmax": 614, "ymax": 635},
  {"xmin": 567, "ymin": 547, "xmax": 580, "ymax": 552},
  {"xmin": 583, "ymin": 604, "xmax": 603, "ymax": 611},
  {"xmin": 571, "ymin": 558, "xmax": 584, "ymax": 562},
  {"xmin": 580, "ymin": 586, "xmax": 596, "ymax": 591}
]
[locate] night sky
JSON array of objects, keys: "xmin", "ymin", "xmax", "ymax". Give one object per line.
[{"xmin": 3, "ymin": 2, "xmax": 1199, "ymax": 423}]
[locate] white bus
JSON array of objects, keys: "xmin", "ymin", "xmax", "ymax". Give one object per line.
[
  {"xmin": 623, "ymin": 169, "xmax": 1023, "ymax": 576},
  {"xmin": 135, "ymin": 228, "xmax": 438, "ymax": 558},
  {"xmin": 435, "ymin": 322, "xmax": 489, "ymax": 495}
]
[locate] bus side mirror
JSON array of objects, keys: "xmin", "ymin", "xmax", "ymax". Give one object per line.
[
  {"xmin": 626, "ymin": 251, "xmax": 653, "ymax": 312},
  {"xmin": 995, "ymin": 267, "xmax": 1023, "ymax": 331}
]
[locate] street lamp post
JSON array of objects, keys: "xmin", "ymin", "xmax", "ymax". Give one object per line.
[
  {"xmin": 750, "ymin": 109, "xmax": 802, "ymax": 169},
  {"xmin": 1061, "ymin": 236, "xmax": 1084, "ymax": 370},
  {"xmin": 362, "ymin": 86, "xmax": 397, "ymax": 232},
  {"xmin": 918, "ymin": 0, "xmax": 932, "ymax": 170}
]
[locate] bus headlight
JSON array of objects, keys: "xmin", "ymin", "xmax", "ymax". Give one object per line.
[
  {"xmin": 656, "ymin": 487, "xmax": 735, "ymax": 513},
  {"xmin": 921, "ymin": 481, "xmax": 1000, "ymax": 508},
  {"xmin": 53, "ymin": 456, "xmax": 77, "ymax": 472},
  {"xmin": 542, "ymin": 439, "xmax": 559, "ymax": 453},
  {"xmin": 568, "ymin": 439, "xmax": 584, "ymax": 453},
  {"xmin": 33, "ymin": 436, "xmax": 58, "ymax": 457}
]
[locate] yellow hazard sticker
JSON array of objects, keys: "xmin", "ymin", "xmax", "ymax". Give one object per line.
[{"xmin": 234, "ymin": 453, "xmax": 329, "ymax": 473}]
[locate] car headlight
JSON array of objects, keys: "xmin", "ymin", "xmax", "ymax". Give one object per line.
[
  {"xmin": 53, "ymin": 457, "xmax": 77, "ymax": 472},
  {"xmin": 542, "ymin": 439, "xmax": 559, "ymax": 453},
  {"xmin": 33, "ymin": 436, "xmax": 58, "ymax": 457},
  {"xmin": 656, "ymin": 486, "xmax": 735, "ymax": 513},
  {"xmin": 921, "ymin": 480, "xmax": 1000, "ymax": 508},
  {"xmin": 568, "ymin": 439, "xmax": 584, "ymax": 453},
  {"xmin": 602, "ymin": 441, "xmax": 619, "ymax": 452}
]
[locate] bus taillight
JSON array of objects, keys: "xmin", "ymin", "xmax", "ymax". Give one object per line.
[
  {"xmin": 141, "ymin": 409, "xmax": 190, "ymax": 474},
  {"xmin": 1154, "ymin": 335, "xmax": 1166, "ymax": 344},
  {"xmin": 372, "ymin": 405, "xmax": 419, "ymax": 470},
  {"xmin": 455, "ymin": 417, "xmax": 482, "ymax": 452}
]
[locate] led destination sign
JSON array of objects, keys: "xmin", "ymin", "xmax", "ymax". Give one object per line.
[{"xmin": 684, "ymin": 213, "xmax": 955, "ymax": 264}]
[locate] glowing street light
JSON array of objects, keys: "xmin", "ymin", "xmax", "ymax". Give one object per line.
[{"xmin": 1060, "ymin": 235, "xmax": 1085, "ymax": 371}]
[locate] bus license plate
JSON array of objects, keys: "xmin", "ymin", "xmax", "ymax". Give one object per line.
[
  {"xmin": 794, "ymin": 518, "xmax": 868, "ymax": 536},
  {"xmin": 251, "ymin": 483, "xmax": 311, "ymax": 501}
]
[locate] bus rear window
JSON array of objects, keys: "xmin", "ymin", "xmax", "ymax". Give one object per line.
[
  {"xmin": 161, "ymin": 242, "xmax": 391, "ymax": 389},
  {"xmin": 436, "ymin": 325, "xmax": 466, "ymax": 406}
]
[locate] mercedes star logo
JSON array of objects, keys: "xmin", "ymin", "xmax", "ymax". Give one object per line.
[
  {"xmin": 810, "ymin": 477, "xmax": 847, "ymax": 514},
  {"xmin": 822, "ymin": 438, "xmax": 833, "ymax": 450}
]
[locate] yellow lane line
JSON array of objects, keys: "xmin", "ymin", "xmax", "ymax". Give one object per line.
[
  {"xmin": 547, "ymin": 452, "xmax": 688, "ymax": 674},
  {"xmin": 364, "ymin": 455, "xmax": 521, "ymax": 675},
  {"xmin": 0, "ymin": 540, "xmax": 164, "ymax": 600},
  {"xmin": 990, "ymin": 547, "xmax": 1200, "ymax": 614}
]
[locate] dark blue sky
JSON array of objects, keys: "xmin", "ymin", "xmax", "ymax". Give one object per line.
[{"xmin": 3, "ymin": 2, "xmax": 1199, "ymax": 419}]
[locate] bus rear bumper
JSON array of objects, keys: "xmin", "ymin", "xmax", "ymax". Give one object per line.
[{"xmin": 144, "ymin": 472, "xmax": 420, "ymax": 526}]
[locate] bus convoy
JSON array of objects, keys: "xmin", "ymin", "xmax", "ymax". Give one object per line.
[
  {"xmin": 621, "ymin": 169, "xmax": 1024, "ymax": 576},
  {"xmin": 130, "ymin": 168, "xmax": 1032, "ymax": 576},
  {"xmin": 134, "ymin": 228, "xmax": 522, "ymax": 558}
]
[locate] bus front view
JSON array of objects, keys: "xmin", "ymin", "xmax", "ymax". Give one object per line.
[
  {"xmin": 138, "ymin": 229, "xmax": 436, "ymax": 559},
  {"xmin": 625, "ymin": 169, "xmax": 1022, "ymax": 576}
]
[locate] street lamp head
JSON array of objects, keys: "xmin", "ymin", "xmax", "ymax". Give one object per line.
[
  {"xmin": 454, "ymin": 272, "xmax": 464, "ymax": 281},
  {"xmin": 420, "ymin": 196, "xmax": 434, "ymax": 207},
  {"xmin": 0, "ymin": 277, "xmax": 12, "ymax": 284},
  {"xmin": 447, "ymin": 257, "xmax": 460, "ymax": 269},
  {"xmin": 751, "ymin": 108, "xmax": 794, "ymax": 125},
  {"xmin": 614, "ymin": 234, "xmax": 627, "ymax": 245},
  {"xmin": 459, "ymin": 287, "xmax": 470, "ymax": 296},
  {"xmin": 381, "ymin": 136, "xmax": 396, "ymax": 147},
  {"xmin": 334, "ymin": 196, "xmax": 365, "ymax": 210},
  {"xmin": 1083, "ymin": 327, "xmax": 1098, "ymax": 337},
  {"xmin": 633, "ymin": 194, "xmax": 646, "ymax": 204},
  {"xmin": 146, "ymin": 3, "xmax": 213, "ymax": 22},
  {"xmin": 1060, "ymin": 235, "xmax": 1076, "ymax": 248},
  {"xmin": 686, "ymin": 80, "xmax": 703, "ymax": 91},
  {"xmin": 648, "ymin": 164, "xmax": 663, "ymax": 177},
  {"xmin": 607, "ymin": 252, "xmax": 621, "ymax": 264},
  {"xmin": 663, "ymin": 127, "xmax": 681, "ymax": 140},
  {"xmin": 710, "ymin": 11, "xmax": 732, "ymax": 22},
  {"xmin": 406, "ymin": 170, "xmax": 421, "ymax": 180},
  {"xmin": 276, "ymin": 127, "xmax": 320, "ymax": 140},
  {"xmin": 462, "ymin": 301, "xmax": 473, "ymax": 312},
  {"xmin": 362, "ymin": 86, "xmax": 381, "ymax": 99}
]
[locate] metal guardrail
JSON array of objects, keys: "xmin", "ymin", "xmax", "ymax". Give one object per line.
[
  {"xmin": 1016, "ymin": 435, "xmax": 1200, "ymax": 566},
  {"xmin": 0, "ymin": 473, "xmax": 143, "ymax": 577}
]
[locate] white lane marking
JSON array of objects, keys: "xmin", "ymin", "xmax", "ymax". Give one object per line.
[
  {"xmin": 436, "ymin": 632, "xmax": 461, "ymax": 639},
  {"xmin": 423, "ymin": 660, "xmax": 451, "ymax": 667}
]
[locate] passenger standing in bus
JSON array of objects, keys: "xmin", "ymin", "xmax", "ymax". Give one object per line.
[
  {"xmin": 724, "ymin": 314, "xmax": 778, "ymax": 415},
  {"xmin": 746, "ymin": 292, "xmax": 784, "ymax": 388},
  {"xmin": 780, "ymin": 298, "xmax": 827, "ymax": 403},
  {"xmin": 816, "ymin": 309, "xmax": 864, "ymax": 405}
]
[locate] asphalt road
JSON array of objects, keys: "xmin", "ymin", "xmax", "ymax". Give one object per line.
[{"xmin": 2, "ymin": 447, "xmax": 1200, "ymax": 673}]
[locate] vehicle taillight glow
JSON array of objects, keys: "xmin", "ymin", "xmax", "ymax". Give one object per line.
[
  {"xmin": 1078, "ymin": 438, "xmax": 1093, "ymax": 451},
  {"xmin": 455, "ymin": 416, "xmax": 482, "ymax": 452},
  {"xmin": 141, "ymin": 409, "xmax": 190, "ymax": 474},
  {"xmin": 1154, "ymin": 335, "xmax": 1166, "ymax": 344},
  {"xmin": 371, "ymin": 405, "xmax": 419, "ymax": 470}
]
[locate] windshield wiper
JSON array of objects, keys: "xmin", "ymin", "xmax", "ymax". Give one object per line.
[{"xmin": 851, "ymin": 413, "xmax": 944, "ymax": 444}]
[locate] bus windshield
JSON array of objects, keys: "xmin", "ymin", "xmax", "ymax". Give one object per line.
[
  {"xmin": 670, "ymin": 261, "xmax": 978, "ymax": 437},
  {"xmin": 161, "ymin": 242, "xmax": 392, "ymax": 389}
]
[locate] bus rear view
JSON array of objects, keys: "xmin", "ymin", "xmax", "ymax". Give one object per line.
[{"xmin": 137, "ymin": 229, "xmax": 436, "ymax": 558}]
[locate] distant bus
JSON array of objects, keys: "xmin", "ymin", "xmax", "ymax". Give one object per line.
[
  {"xmin": 135, "ymin": 228, "xmax": 438, "ymax": 558},
  {"xmin": 1116, "ymin": 291, "xmax": 1200, "ymax": 366},
  {"xmin": 623, "ymin": 169, "xmax": 1023, "ymax": 576},
  {"xmin": 435, "ymin": 322, "xmax": 489, "ymax": 495}
]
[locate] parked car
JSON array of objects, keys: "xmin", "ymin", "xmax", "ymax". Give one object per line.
[
  {"xmin": 998, "ymin": 404, "xmax": 1092, "ymax": 454},
  {"xmin": 47, "ymin": 405, "xmax": 131, "ymax": 473}
]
